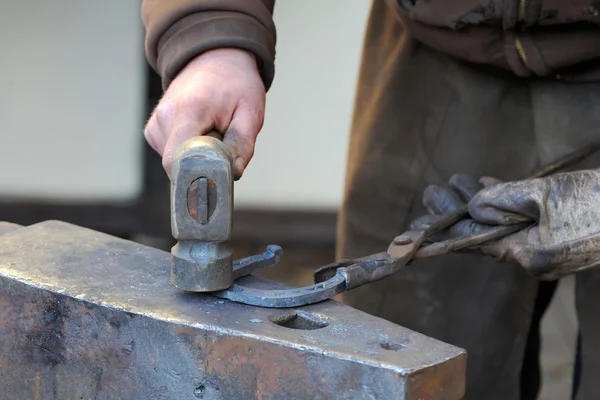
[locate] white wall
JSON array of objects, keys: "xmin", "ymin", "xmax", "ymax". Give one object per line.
[
  {"xmin": 235, "ymin": 1, "xmax": 371, "ymax": 210},
  {"xmin": 0, "ymin": 0, "xmax": 144, "ymax": 202},
  {"xmin": 0, "ymin": 1, "xmax": 370, "ymax": 209}
]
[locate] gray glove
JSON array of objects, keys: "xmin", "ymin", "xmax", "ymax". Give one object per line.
[{"xmin": 412, "ymin": 170, "xmax": 600, "ymax": 280}]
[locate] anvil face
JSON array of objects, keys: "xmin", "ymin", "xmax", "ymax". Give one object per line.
[{"xmin": 0, "ymin": 221, "xmax": 465, "ymax": 400}]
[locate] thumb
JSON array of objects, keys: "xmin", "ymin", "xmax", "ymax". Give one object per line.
[
  {"xmin": 469, "ymin": 179, "xmax": 545, "ymax": 225},
  {"xmin": 162, "ymin": 119, "xmax": 213, "ymax": 179},
  {"xmin": 223, "ymin": 101, "xmax": 264, "ymax": 180}
]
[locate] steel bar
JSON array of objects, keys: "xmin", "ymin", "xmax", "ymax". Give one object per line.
[{"xmin": 0, "ymin": 221, "xmax": 466, "ymax": 399}]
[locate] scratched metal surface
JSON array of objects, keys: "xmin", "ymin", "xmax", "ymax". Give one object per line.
[{"xmin": 0, "ymin": 221, "xmax": 465, "ymax": 400}]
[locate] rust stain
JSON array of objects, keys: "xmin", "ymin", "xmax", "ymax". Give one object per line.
[
  {"xmin": 66, "ymin": 303, "xmax": 140, "ymax": 395},
  {"xmin": 196, "ymin": 334, "xmax": 316, "ymax": 399},
  {"xmin": 407, "ymin": 354, "xmax": 466, "ymax": 400}
]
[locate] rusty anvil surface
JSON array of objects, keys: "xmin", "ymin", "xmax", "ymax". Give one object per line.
[{"xmin": 0, "ymin": 221, "xmax": 466, "ymax": 400}]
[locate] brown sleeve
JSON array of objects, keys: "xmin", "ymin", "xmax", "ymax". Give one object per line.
[{"xmin": 142, "ymin": 0, "xmax": 276, "ymax": 90}]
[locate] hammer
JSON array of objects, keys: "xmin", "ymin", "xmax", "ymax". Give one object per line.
[{"xmin": 169, "ymin": 132, "xmax": 234, "ymax": 292}]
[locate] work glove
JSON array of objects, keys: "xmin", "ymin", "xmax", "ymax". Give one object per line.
[
  {"xmin": 144, "ymin": 48, "xmax": 265, "ymax": 180},
  {"xmin": 411, "ymin": 170, "xmax": 600, "ymax": 280}
]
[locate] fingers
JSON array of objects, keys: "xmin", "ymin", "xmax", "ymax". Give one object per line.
[
  {"xmin": 162, "ymin": 116, "xmax": 218, "ymax": 179},
  {"xmin": 142, "ymin": 48, "xmax": 266, "ymax": 180},
  {"xmin": 449, "ymin": 174, "xmax": 483, "ymax": 201},
  {"xmin": 430, "ymin": 219, "xmax": 500, "ymax": 242},
  {"xmin": 155, "ymin": 97, "xmax": 264, "ymax": 180},
  {"xmin": 411, "ymin": 212, "xmax": 499, "ymax": 242},
  {"xmin": 422, "ymin": 173, "xmax": 490, "ymax": 215},
  {"xmin": 143, "ymin": 111, "xmax": 164, "ymax": 155},
  {"xmin": 144, "ymin": 83, "xmax": 224, "ymax": 179},
  {"xmin": 469, "ymin": 180, "xmax": 542, "ymax": 225},
  {"xmin": 423, "ymin": 184, "xmax": 465, "ymax": 214},
  {"xmin": 223, "ymin": 99, "xmax": 265, "ymax": 180}
]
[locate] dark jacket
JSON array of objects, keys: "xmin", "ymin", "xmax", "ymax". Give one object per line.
[
  {"xmin": 142, "ymin": 0, "xmax": 277, "ymax": 90},
  {"xmin": 142, "ymin": 0, "xmax": 600, "ymax": 89},
  {"xmin": 389, "ymin": 0, "xmax": 600, "ymax": 82}
]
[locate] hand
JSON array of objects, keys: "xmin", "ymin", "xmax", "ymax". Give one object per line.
[
  {"xmin": 410, "ymin": 174, "xmax": 502, "ymax": 239},
  {"xmin": 144, "ymin": 48, "xmax": 266, "ymax": 179},
  {"xmin": 412, "ymin": 171, "xmax": 600, "ymax": 280}
]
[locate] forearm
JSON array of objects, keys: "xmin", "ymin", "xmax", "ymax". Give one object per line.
[{"xmin": 142, "ymin": 0, "xmax": 276, "ymax": 90}]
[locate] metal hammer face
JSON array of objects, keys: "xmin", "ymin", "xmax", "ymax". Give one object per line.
[{"xmin": 170, "ymin": 136, "xmax": 234, "ymax": 292}]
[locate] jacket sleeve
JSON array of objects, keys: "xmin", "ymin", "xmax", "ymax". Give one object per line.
[{"xmin": 142, "ymin": 0, "xmax": 276, "ymax": 90}]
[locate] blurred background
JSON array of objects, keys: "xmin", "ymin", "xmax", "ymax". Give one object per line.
[{"xmin": 0, "ymin": 1, "xmax": 577, "ymax": 398}]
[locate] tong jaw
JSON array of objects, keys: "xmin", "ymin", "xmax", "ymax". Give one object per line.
[{"xmin": 212, "ymin": 229, "xmax": 428, "ymax": 309}]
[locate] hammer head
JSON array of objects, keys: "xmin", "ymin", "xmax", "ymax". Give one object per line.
[
  {"xmin": 170, "ymin": 136, "xmax": 233, "ymax": 240},
  {"xmin": 170, "ymin": 136, "xmax": 234, "ymax": 292}
]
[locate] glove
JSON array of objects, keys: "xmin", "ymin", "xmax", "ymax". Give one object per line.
[
  {"xmin": 410, "ymin": 174, "xmax": 503, "ymax": 241},
  {"xmin": 412, "ymin": 170, "xmax": 600, "ymax": 280}
]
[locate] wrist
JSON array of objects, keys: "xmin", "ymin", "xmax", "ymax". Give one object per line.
[{"xmin": 189, "ymin": 47, "xmax": 260, "ymax": 71}]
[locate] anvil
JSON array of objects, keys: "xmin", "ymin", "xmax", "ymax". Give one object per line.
[{"xmin": 0, "ymin": 220, "xmax": 465, "ymax": 399}]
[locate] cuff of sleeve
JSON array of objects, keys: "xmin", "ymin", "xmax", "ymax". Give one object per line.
[{"xmin": 156, "ymin": 12, "xmax": 275, "ymax": 91}]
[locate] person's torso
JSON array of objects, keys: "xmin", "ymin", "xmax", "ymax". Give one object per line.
[{"xmin": 387, "ymin": 0, "xmax": 600, "ymax": 82}]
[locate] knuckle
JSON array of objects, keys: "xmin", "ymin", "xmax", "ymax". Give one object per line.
[
  {"xmin": 186, "ymin": 90, "xmax": 213, "ymax": 109},
  {"xmin": 143, "ymin": 117, "xmax": 161, "ymax": 151},
  {"xmin": 143, "ymin": 119, "xmax": 154, "ymax": 140},
  {"xmin": 449, "ymin": 173, "xmax": 464, "ymax": 182},
  {"xmin": 162, "ymin": 155, "xmax": 173, "ymax": 174},
  {"xmin": 188, "ymin": 100, "xmax": 217, "ymax": 127},
  {"xmin": 153, "ymin": 103, "xmax": 173, "ymax": 131},
  {"xmin": 157, "ymin": 89, "xmax": 216, "ymax": 126},
  {"xmin": 423, "ymin": 185, "xmax": 442, "ymax": 204},
  {"xmin": 449, "ymin": 173, "xmax": 473, "ymax": 189}
]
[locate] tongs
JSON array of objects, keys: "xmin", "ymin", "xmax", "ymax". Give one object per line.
[{"xmin": 214, "ymin": 143, "xmax": 600, "ymax": 308}]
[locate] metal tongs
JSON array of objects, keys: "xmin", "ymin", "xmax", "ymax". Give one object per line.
[{"xmin": 214, "ymin": 143, "xmax": 600, "ymax": 308}]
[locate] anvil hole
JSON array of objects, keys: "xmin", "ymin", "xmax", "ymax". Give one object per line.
[
  {"xmin": 269, "ymin": 311, "xmax": 328, "ymax": 330},
  {"xmin": 194, "ymin": 384, "xmax": 206, "ymax": 398},
  {"xmin": 380, "ymin": 341, "xmax": 405, "ymax": 351}
]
